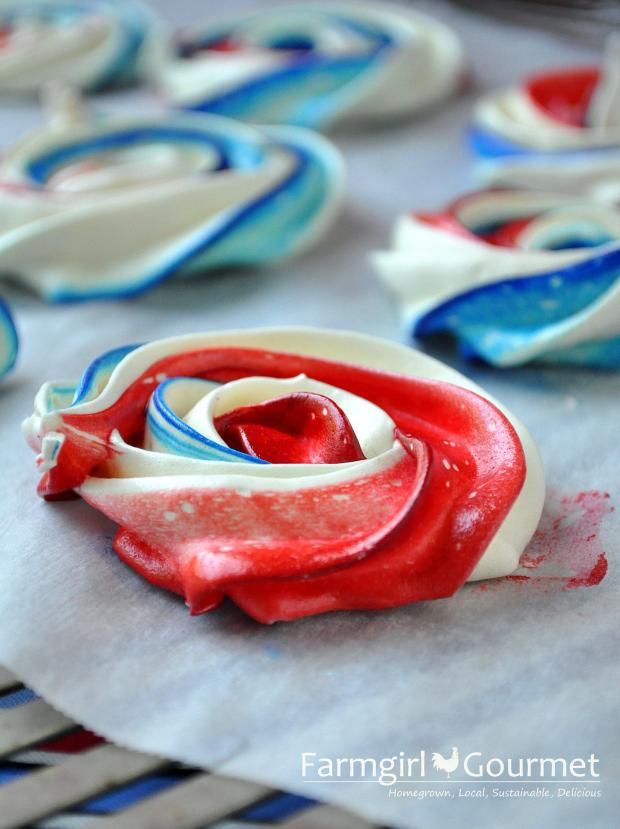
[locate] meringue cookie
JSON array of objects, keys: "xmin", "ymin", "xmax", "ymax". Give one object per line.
[
  {"xmin": 471, "ymin": 43, "xmax": 620, "ymax": 203},
  {"xmin": 23, "ymin": 327, "xmax": 544, "ymax": 623},
  {"xmin": 0, "ymin": 104, "xmax": 344, "ymax": 301},
  {"xmin": 373, "ymin": 190, "xmax": 620, "ymax": 368},
  {"xmin": 159, "ymin": 2, "xmax": 465, "ymax": 129},
  {"xmin": 0, "ymin": 297, "xmax": 17, "ymax": 379},
  {"xmin": 0, "ymin": 0, "xmax": 162, "ymax": 93}
]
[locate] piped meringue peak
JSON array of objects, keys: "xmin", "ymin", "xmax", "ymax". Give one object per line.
[
  {"xmin": 471, "ymin": 38, "xmax": 620, "ymax": 203},
  {"xmin": 23, "ymin": 327, "xmax": 544, "ymax": 624},
  {"xmin": 0, "ymin": 0, "xmax": 162, "ymax": 93},
  {"xmin": 159, "ymin": 2, "xmax": 465, "ymax": 130},
  {"xmin": 373, "ymin": 190, "xmax": 620, "ymax": 368},
  {"xmin": 0, "ymin": 97, "xmax": 344, "ymax": 302}
]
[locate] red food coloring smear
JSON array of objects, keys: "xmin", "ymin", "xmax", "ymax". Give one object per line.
[
  {"xmin": 214, "ymin": 392, "xmax": 366, "ymax": 464},
  {"xmin": 479, "ymin": 217, "xmax": 533, "ymax": 248},
  {"xmin": 476, "ymin": 490, "xmax": 612, "ymax": 595},
  {"xmin": 525, "ymin": 67, "xmax": 600, "ymax": 127}
]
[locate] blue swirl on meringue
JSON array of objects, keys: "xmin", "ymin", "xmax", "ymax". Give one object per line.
[
  {"xmin": 0, "ymin": 298, "xmax": 18, "ymax": 379},
  {"xmin": 415, "ymin": 251, "xmax": 620, "ymax": 368},
  {"xmin": 48, "ymin": 345, "xmax": 269, "ymax": 462},
  {"xmin": 469, "ymin": 63, "xmax": 620, "ymax": 200},
  {"xmin": 37, "ymin": 343, "xmax": 142, "ymax": 410},
  {"xmin": 176, "ymin": 18, "xmax": 390, "ymax": 128},
  {"xmin": 145, "ymin": 377, "xmax": 267, "ymax": 464},
  {"xmin": 72, "ymin": 343, "xmax": 143, "ymax": 405},
  {"xmin": 0, "ymin": 111, "xmax": 344, "ymax": 302},
  {"xmin": 160, "ymin": 4, "xmax": 464, "ymax": 130},
  {"xmin": 0, "ymin": 0, "xmax": 161, "ymax": 92},
  {"xmin": 469, "ymin": 123, "xmax": 620, "ymax": 201},
  {"xmin": 89, "ymin": 0, "xmax": 161, "ymax": 90},
  {"xmin": 373, "ymin": 190, "xmax": 620, "ymax": 368}
]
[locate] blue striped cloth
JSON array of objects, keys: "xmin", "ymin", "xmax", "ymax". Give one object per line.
[{"xmin": 0, "ymin": 683, "xmax": 315, "ymax": 824}]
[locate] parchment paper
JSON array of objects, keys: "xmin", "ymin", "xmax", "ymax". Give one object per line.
[{"xmin": 0, "ymin": 3, "xmax": 618, "ymax": 828}]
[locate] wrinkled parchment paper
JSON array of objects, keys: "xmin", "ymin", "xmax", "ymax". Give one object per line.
[{"xmin": 1, "ymin": 3, "xmax": 618, "ymax": 827}]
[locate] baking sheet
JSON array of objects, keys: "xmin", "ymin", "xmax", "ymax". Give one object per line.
[{"xmin": 0, "ymin": 2, "xmax": 618, "ymax": 827}]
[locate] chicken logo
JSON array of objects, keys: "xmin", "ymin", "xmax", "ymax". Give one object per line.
[{"xmin": 431, "ymin": 747, "xmax": 459, "ymax": 778}]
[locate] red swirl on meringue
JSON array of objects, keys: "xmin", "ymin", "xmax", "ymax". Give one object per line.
[{"xmin": 23, "ymin": 329, "xmax": 544, "ymax": 623}]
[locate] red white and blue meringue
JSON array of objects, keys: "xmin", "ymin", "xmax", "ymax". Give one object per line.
[
  {"xmin": 471, "ymin": 41, "xmax": 620, "ymax": 203},
  {"xmin": 0, "ymin": 297, "xmax": 17, "ymax": 379},
  {"xmin": 373, "ymin": 190, "xmax": 620, "ymax": 368},
  {"xmin": 160, "ymin": 2, "xmax": 465, "ymax": 130},
  {"xmin": 0, "ymin": 100, "xmax": 344, "ymax": 301},
  {"xmin": 0, "ymin": 0, "xmax": 162, "ymax": 93},
  {"xmin": 22, "ymin": 328, "xmax": 544, "ymax": 623}
]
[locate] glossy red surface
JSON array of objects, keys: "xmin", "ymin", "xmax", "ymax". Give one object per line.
[{"xmin": 214, "ymin": 392, "xmax": 366, "ymax": 464}]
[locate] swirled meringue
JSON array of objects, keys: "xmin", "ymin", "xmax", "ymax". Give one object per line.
[
  {"xmin": 0, "ymin": 103, "xmax": 344, "ymax": 301},
  {"xmin": 0, "ymin": 0, "xmax": 162, "ymax": 93},
  {"xmin": 23, "ymin": 327, "xmax": 544, "ymax": 623},
  {"xmin": 373, "ymin": 190, "xmax": 620, "ymax": 368},
  {"xmin": 471, "ymin": 42, "xmax": 620, "ymax": 202},
  {"xmin": 159, "ymin": 3, "xmax": 465, "ymax": 129},
  {"xmin": 0, "ymin": 297, "xmax": 17, "ymax": 379}
]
